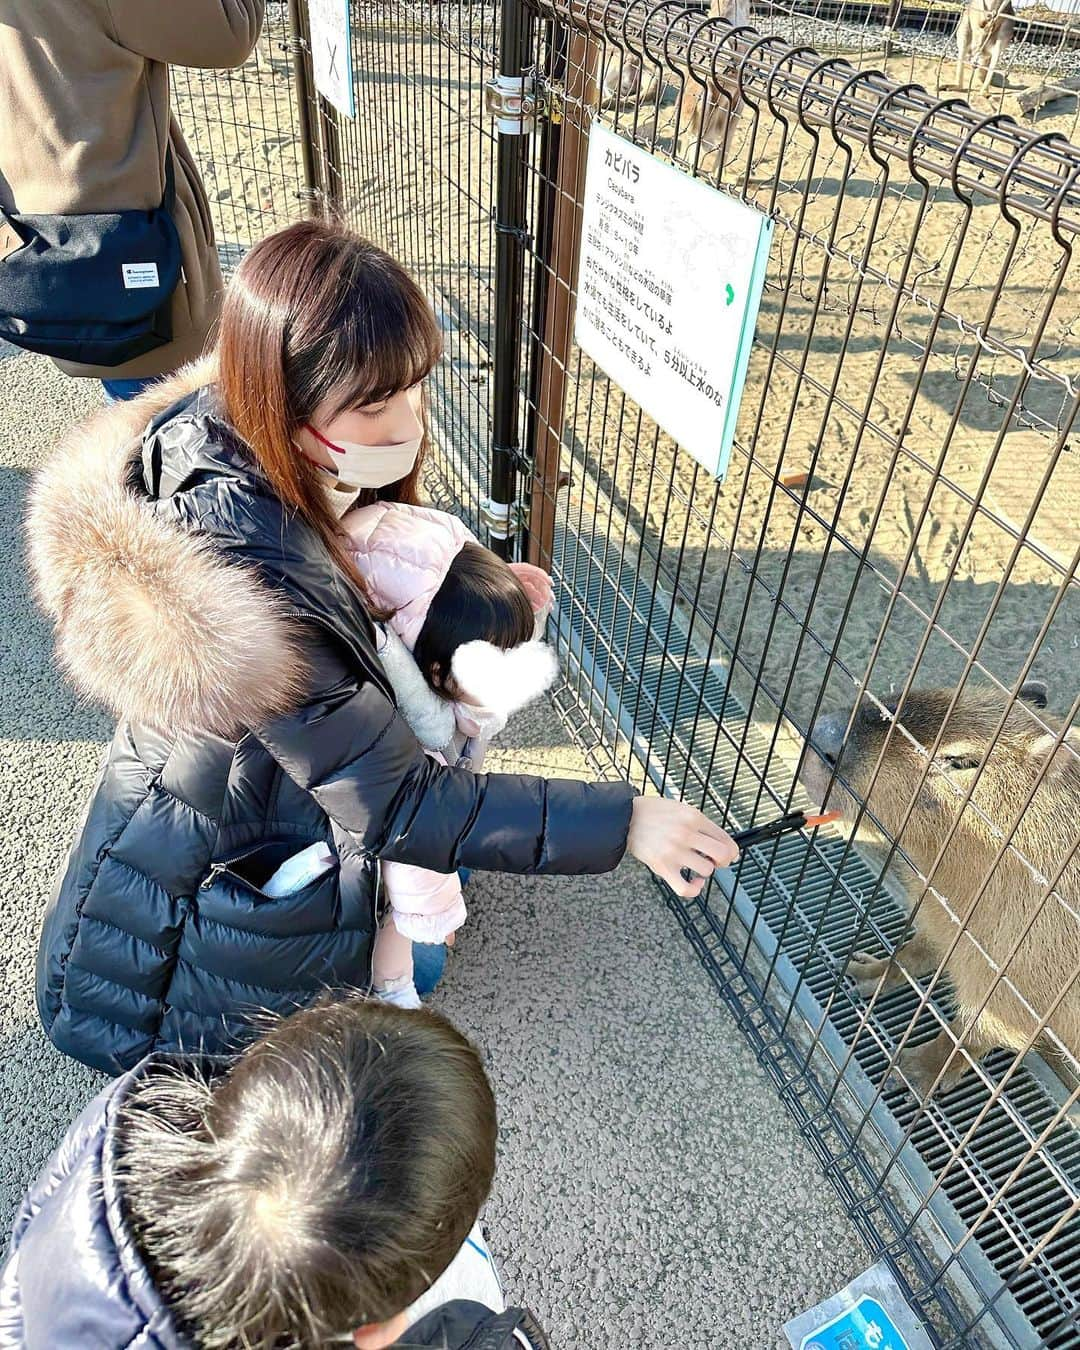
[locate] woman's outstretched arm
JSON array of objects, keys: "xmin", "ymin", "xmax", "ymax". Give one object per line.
[
  {"xmin": 255, "ymin": 627, "xmax": 635, "ymax": 877},
  {"xmin": 255, "ymin": 627, "xmax": 737, "ymax": 894}
]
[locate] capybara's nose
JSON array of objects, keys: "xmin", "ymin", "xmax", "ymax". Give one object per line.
[{"xmin": 811, "ymin": 713, "xmax": 848, "ymax": 767}]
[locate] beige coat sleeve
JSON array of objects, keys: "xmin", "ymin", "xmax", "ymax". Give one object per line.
[{"xmin": 102, "ymin": 0, "xmax": 265, "ymax": 69}]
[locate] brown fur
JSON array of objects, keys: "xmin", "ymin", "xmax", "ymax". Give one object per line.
[
  {"xmin": 25, "ymin": 359, "xmax": 309, "ymax": 739},
  {"xmin": 599, "ymin": 0, "xmax": 749, "ymax": 142},
  {"xmin": 802, "ymin": 685, "xmax": 1080, "ymax": 1103},
  {"xmin": 599, "ymin": 51, "xmax": 661, "ymax": 111},
  {"xmin": 677, "ymin": 0, "xmax": 751, "ymax": 170}
]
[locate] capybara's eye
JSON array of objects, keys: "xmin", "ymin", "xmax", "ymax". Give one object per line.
[{"xmin": 941, "ymin": 753, "xmax": 981, "ymax": 771}]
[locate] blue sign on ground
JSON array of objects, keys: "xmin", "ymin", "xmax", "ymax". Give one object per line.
[
  {"xmin": 799, "ymin": 1296, "xmax": 909, "ymax": 1350},
  {"xmin": 784, "ymin": 1263, "xmax": 935, "ymax": 1350}
]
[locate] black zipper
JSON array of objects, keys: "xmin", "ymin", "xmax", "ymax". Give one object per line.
[
  {"xmin": 199, "ymin": 842, "xmax": 272, "ymax": 890},
  {"xmin": 275, "ymin": 608, "xmax": 387, "ymax": 980}
]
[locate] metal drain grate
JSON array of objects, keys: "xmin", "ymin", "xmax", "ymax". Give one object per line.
[{"xmin": 551, "ymin": 521, "xmax": 1080, "ymax": 1350}]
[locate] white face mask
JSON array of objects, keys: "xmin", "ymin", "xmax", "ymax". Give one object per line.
[{"xmin": 302, "ymin": 424, "xmax": 422, "ymax": 489}]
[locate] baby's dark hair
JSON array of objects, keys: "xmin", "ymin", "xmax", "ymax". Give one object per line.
[
  {"xmin": 413, "ymin": 541, "xmax": 534, "ymax": 694},
  {"xmin": 114, "ymin": 996, "xmax": 497, "ymax": 1349}
]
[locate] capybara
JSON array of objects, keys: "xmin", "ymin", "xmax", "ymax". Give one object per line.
[
  {"xmin": 676, "ymin": 0, "xmax": 750, "ymax": 169},
  {"xmin": 802, "ymin": 682, "xmax": 1080, "ymax": 1105}
]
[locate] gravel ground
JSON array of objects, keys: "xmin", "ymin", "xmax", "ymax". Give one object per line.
[
  {"xmin": 773, "ymin": 14, "xmax": 1080, "ymax": 79},
  {"xmin": 0, "ymin": 344, "xmax": 872, "ymax": 1346}
]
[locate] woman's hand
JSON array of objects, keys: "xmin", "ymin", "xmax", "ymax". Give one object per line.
[{"xmin": 626, "ymin": 796, "xmax": 740, "ymax": 897}]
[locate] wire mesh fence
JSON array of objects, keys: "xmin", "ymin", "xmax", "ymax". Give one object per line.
[
  {"xmin": 169, "ymin": 2, "xmax": 1079, "ymax": 1344},
  {"xmin": 340, "ymin": 3, "xmax": 503, "ymax": 533},
  {"xmin": 169, "ymin": 3, "xmax": 313, "ymax": 268},
  {"xmin": 520, "ymin": 4, "xmax": 1080, "ymax": 1345},
  {"xmin": 758, "ymin": 0, "xmax": 1080, "ymax": 140}
]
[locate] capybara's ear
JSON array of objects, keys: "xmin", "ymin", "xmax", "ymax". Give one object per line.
[
  {"xmin": 1019, "ymin": 680, "xmax": 1049, "ymax": 710},
  {"xmin": 1029, "ymin": 728, "xmax": 1080, "ymax": 780}
]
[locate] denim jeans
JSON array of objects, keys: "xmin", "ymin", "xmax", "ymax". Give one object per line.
[
  {"xmin": 412, "ymin": 940, "xmax": 448, "ymax": 998},
  {"xmin": 411, "ymin": 868, "xmax": 472, "ymax": 998},
  {"xmin": 101, "ymin": 376, "xmax": 159, "ymax": 404}
]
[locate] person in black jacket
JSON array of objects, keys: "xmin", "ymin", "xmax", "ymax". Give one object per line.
[
  {"xmin": 25, "ymin": 219, "xmax": 739, "ymax": 1075},
  {"xmin": 0, "ymin": 994, "xmax": 550, "ymax": 1349}
]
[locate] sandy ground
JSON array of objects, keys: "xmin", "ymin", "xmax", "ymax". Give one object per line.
[
  {"xmin": 583, "ymin": 42, "xmax": 1080, "ymax": 742},
  {"xmin": 0, "ymin": 343, "xmax": 876, "ymax": 1346}
]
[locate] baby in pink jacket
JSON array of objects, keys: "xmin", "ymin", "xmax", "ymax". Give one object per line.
[{"xmin": 344, "ymin": 501, "xmax": 557, "ymax": 1008}]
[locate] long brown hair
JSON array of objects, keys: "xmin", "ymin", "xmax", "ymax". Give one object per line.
[
  {"xmin": 217, "ymin": 220, "xmax": 442, "ymax": 602},
  {"xmin": 116, "ymin": 996, "xmax": 498, "ymax": 1347}
]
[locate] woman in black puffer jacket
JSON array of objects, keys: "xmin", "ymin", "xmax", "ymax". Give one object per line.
[{"xmin": 27, "ymin": 221, "xmax": 738, "ymax": 1075}]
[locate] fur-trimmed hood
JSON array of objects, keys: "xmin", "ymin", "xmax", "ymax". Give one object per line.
[{"xmin": 25, "ymin": 360, "xmax": 320, "ymax": 738}]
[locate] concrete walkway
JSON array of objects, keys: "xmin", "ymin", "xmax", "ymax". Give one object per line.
[{"xmin": 0, "ymin": 345, "xmax": 868, "ymax": 1347}]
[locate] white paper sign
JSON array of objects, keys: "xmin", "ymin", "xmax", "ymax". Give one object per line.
[
  {"xmin": 575, "ymin": 122, "xmax": 772, "ymax": 481},
  {"xmin": 308, "ymin": 0, "xmax": 355, "ymax": 119}
]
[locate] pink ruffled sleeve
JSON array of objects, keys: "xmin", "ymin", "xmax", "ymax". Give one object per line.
[{"xmin": 380, "ymin": 860, "xmax": 467, "ymax": 943}]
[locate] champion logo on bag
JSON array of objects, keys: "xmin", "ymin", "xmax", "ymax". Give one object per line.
[{"xmin": 121, "ymin": 262, "xmax": 161, "ymax": 289}]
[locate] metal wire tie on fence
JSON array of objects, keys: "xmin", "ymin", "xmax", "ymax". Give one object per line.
[{"xmin": 493, "ymin": 219, "xmax": 534, "ymax": 247}]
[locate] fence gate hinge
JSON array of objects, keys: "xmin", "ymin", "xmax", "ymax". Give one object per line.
[{"xmin": 484, "ymin": 72, "xmax": 554, "ymax": 134}]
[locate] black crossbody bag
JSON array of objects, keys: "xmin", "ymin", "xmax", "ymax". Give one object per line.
[{"xmin": 0, "ymin": 149, "xmax": 182, "ymax": 366}]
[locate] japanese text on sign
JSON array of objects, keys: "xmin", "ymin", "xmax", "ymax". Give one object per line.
[{"xmin": 574, "ymin": 123, "xmax": 772, "ymax": 481}]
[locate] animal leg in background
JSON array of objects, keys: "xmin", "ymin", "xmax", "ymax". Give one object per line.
[
  {"xmin": 600, "ymin": 53, "xmax": 661, "ymax": 110},
  {"xmin": 955, "ymin": 12, "xmax": 973, "ymax": 90},
  {"xmin": 955, "ymin": 0, "xmax": 1014, "ymax": 95},
  {"xmin": 601, "ymin": 52, "xmax": 638, "ymax": 108},
  {"xmin": 675, "ymin": 0, "xmax": 748, "ymax": 171},
  {"xmin": 897, "ymin": 1017, "xmax": 1000, "ymax": 1100},
  {"xmin": 848, "ymin": 929, "xmax": 942, "ymax": 999},
  {"xmin": 979, "ymin": 0, "xmax": 1015, "ymax": 93},
  {"xmin": 980, "ymin": 25, "xmax": 1004, "ymax": 94}
]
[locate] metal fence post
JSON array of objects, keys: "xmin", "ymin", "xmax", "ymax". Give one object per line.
[
  {"xmin": 286, "ymin": 0, "xmax": 342, "ymax": 216},
  {"xmin": 318, "ymin": 100, "xmax": 345, "ymax": 210},
  {"xmin": 521, "ymin": 18, "xmax": 565, "ymax": 567},
  {"xmin": 286, "ymin": 0, "xmax": 321, "ymax": 215},
  {"xmin": 485, "ymin": 0, "xmax": 536, "ymax": 560}
]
